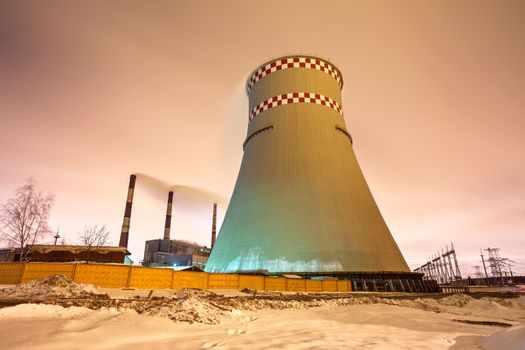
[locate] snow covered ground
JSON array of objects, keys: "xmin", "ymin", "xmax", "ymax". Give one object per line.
[{"xmin": 0, "ymin": 276, "xmax": 524, "ymax": 349}]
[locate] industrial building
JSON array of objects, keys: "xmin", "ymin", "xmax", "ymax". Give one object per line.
[
  {"xmin": 140, "ymin": 191, "xmax": 215, "ymax": 269},
  {"xmin": 115, "ymin": 180, "xmax": 215, "ymax": 269},
  {"xmin": 0, "ymin": 245, "xmax": 130, "ymax": 264},
  {"xmin": 143, "ymin": 239, "xmax": 210, "ymax": 269},
  {"xmin": 205, "ymin": 55, "xmax": 426, "ymax": 291}
]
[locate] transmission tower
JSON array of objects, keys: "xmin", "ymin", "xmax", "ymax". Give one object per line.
[
  {"xmin": 414, "ymin": 243, "xmax": 462, "ymax": 284},
  {"xmin": 483, "ymin": 248, "xmax": 514, "ymax": 285}
]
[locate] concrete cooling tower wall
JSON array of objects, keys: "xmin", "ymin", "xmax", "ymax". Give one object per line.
[{"xmin": 205, "ymin": 55, "xmax": 411, "ymax": 275}]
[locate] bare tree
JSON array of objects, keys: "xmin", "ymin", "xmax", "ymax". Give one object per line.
[
  {"xmin": 0, "ymin": 178, "xmax": 54, "ymax": 261},
  {"xmin": 77, "ymin": 224, "xmax": 111, "ymax": 262}
]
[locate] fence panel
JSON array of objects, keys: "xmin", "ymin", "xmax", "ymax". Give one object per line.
[
  {"xmin": 73, "ymin": 264, "xmax": 130, "ymax": 288},
  {"xmin": 264, "ymin": 277, "xmax": 286, "ymax": 291},
  {"xmin": 21, "ymin": 263, "xmax": 75, "ymax": 283},
  {"xmin": 321, "ymin": 280, "xmax": 337, "ymax": 292},
  {"xmin": 286, "ymin": 279, "xmax": 306, "ymax": 292},
  {"xmin": 0, "ymin": 263, "xmax": 25, "ymax": 284},
  {"xmin": 208, "ymin": 273, "xmax": 239, "ymax": 289},
  {"xmin": 238, "ymin": 275, "xmax": 265, "ymax": 290},
  {"xmin": 305, "ymin": 280, "xmax": 322, "ymax": 292},
  {"xmin": 1, "ymin": 263, "xmax": 356, "ymax": 294},
  {"xmin": 172, "ymin": 271, "xmax": 208, "ymax": 290},
  {"xmin": 130, "ymin": 267, "xmax": 172, "ymax": 289},
  {"xmin": 336, "ymin": 280, "xmax": 350, "ymax": 292}
]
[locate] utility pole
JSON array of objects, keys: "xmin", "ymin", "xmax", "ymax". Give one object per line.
[
  {"xmin": 446, "ymin": 253, "xmax": 454, "ymax": 280},
  {"xmin": 54, "ymin": 227, "xmax": 60, "ymax": 245},
  {"xmin": 441, "ymin": 249, "xmax": 450, "ymax": 283},
  {"xmin": 480, "ymin": 249, "xmax": 489, "ymax": 284},
  {"xmin": 486, "ymin": 248, "xmax": 505, "ymax": 285},
  {"xmin": 502, "ymin": 258, "xmax": 514, "ymax": 282},
  {"xmin": 451, "ymin": 242, "xmax": 461, "ymax": 279},
  {"xmin": 433, "ymin": 255, "xmax": 442, "ymax": 283}
]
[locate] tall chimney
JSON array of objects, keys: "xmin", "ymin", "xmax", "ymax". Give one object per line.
[
  {"xmin": 119, "ymin": 174, "xmax": 136, "ymax": 248},
  {"xmin": 164, "ymin": 191, "xmax": 174, "ymax": 240},
  {"xmin": 211, "ymin": 202, "xmax": 217, "ymax": 248}
]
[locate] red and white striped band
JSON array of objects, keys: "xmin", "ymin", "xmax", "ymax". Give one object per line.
[
  {"xmin": 249, "ymin": 92, "xmax": 343, "ymax": 121},
  {"xmin": 247, "ymin": 57, "xmax": 343, "ymax": 94}
]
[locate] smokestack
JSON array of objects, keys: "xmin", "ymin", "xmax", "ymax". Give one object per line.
[
  {"xmin": 211, "ymin": 202, "xmax": 217, "ymax": 248},
  {"xmin": 164, "ymin": 191, "xmax": 174, "ymax": 240},
  {"xmin": 119, "ymin": 174, "xmax": 136, "ymax": 248}
]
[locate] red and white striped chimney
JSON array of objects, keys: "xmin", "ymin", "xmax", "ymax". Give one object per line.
[
  {"xmin": 119, "ymin": 174, "xmax": 136, "ymax": 248},
  {"xmin": 164, "ymin": 191, "xmax": 174, "ymax": 240},
  {"xmin": 211, "ymin": 202, "xmax": 217, "ymax": 248}
]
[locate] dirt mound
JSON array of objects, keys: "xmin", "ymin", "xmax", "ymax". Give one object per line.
[
  {"xmin": 357, "ymin": 294, "xmax": 474, "ymax": 313},
  {"xmin": 2, "ymin": 279, "xmax": 522, "ymax": 325},
  {"xmin": 124, "ymin": 291, "xmax": 522, "ymax": 324},
  {"xmin": 33, "ymin": 274, "xmax": 74, "ymax": 288},
  {"xmin": 119, "ymin": 289, "xmax": 346, "ymax": 324},
  {"xmin": 437, "ymin": 293, "xmax": 474, "ymax": 307},
  {"xmin": 0, "ymin": 274, "xmax": 105, "ymax": 299},
  {"xmin": 121, "ymin": 289, "xmax": 234, "ymax": 324}
]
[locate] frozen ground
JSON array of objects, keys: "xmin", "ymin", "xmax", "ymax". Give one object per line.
[{"xmin": 0, "ymin": 275, "xmax": 524, "ymax": 349}]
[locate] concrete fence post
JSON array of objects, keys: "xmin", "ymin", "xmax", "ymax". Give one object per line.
[
  {"xmin": 72, "ymin": 263, "xmax": 78, "ymax": 282},
  {"xmin": 170, "ymin": 270, "xmax": 175, "ymax": 290},
  {"xmin": 126, "ymin": 265, "xmax": 132, "ymax": 288}
]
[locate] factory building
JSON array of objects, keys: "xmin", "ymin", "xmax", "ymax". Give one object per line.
[
  {"xmin": 205, "ymin": 55, "xmax": 422, "ymax": 288},
  {"xmin": 0, "ymin": 245, "xmax": 130, "ymax": 264},
  {"xmin": 143, "ymin": 239, "xmax": 210, "ymax": 269},
  {"xmin": 121, "ymin": 188, "xmax": 215, "ymax": 269}
]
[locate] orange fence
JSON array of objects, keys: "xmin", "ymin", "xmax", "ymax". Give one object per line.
[{"xmin": 0, "ymin": 262, "xmax": 352, "ymax": 292}]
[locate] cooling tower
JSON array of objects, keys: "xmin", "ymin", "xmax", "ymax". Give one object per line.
[{"xmin": 205, "ymin": 55, "xmax": 411, "ymax": 276}]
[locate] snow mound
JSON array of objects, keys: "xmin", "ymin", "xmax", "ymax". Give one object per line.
[
  {"xmin": 0, "ymin": 274, "xmax": 105, "ymax": 299},
  {"xmin": 124, "ymin": 289, "xmax": 232, "ymax": 324},
  {"xmin": 117, "ymin": 291, "xmax": 525, "ymax": 324},
  {"xmin": 480, "ymin": 324, "xmax": 525, "ymax": 350},
  {"xmin": 121, "ymin": 289, "xmax": 344, "ymax": 324},
  {"xmin": 1, "ymin": 279, "xmax": 523, "ymax": 326},
  {"xmin": 0, "ymin": 303, "xmax": 91, "ymax": 318}
]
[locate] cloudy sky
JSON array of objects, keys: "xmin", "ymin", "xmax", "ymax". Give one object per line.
[{"xmin": 1, "ymin": 0, "xmax": 524, "ymax": 274}]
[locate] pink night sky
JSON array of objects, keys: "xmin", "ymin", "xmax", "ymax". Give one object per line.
[{"xmin": 1, "ymin": 1, "xmax": 524, "ymax": 274}]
